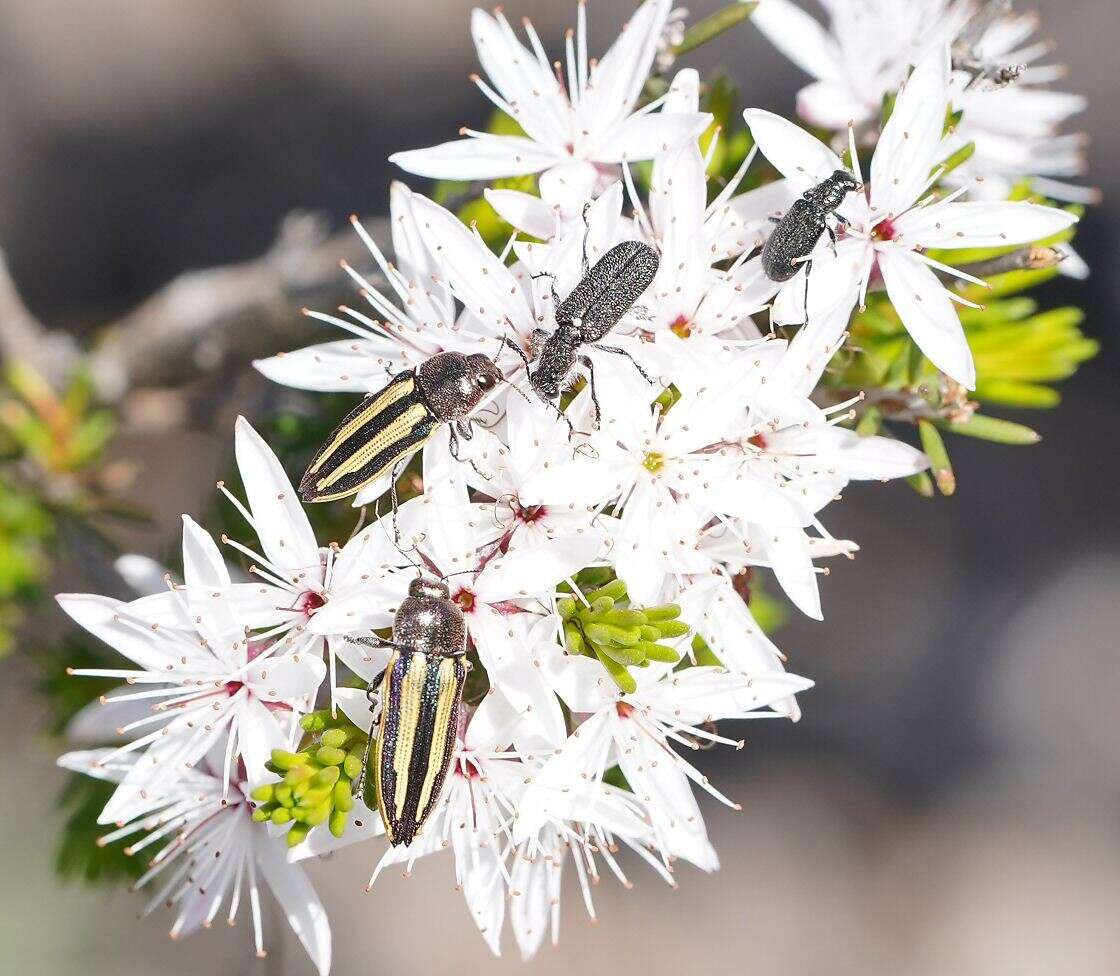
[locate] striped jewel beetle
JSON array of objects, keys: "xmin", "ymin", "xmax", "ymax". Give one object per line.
[
  {"xmin": 349, "ymin": 575, "xmax": 470, "ymax": 847},
  {"xmin": 298, "ymin": 350, "xmax": 503, "ymax": 504},
  {"xmin": 511, "ymin": 206, "xmax": 661, "ymax": 428}
]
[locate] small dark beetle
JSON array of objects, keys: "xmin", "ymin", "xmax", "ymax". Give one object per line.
[
  {"xmin": 351, "ymin": 575, "xmax": 469, "ymax": 847},
  {"xmin": 518, "ymin": 223, "xmax": 660, "ymax": 427},
  {"xmin": 299, "ymin": 350, "xmax": 502, "ymax": 504},
  {"xmin": 762, "ymin": 169, "xmax": 861, "ymax": 284}
]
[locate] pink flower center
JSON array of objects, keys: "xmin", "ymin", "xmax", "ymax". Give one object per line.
[
  {"xmin": 616, "ymin": 701, "xmax": 635, "ymax": 719},
  {"xmin": 748, "ymin": 433, "xmax": 768, "ymax": 450},
  {"xmin": 670, "ymin": 315, "xmax": 693, "ymax": 339},
  {"xmin": 296, "ymin": 590, "xmax": 326, "ymax": 614},
  {"xmin": 516, "ymin": 503, "xmax": 546, "ymax": 524},
  {"xmin": 454, "ymin": 589, "xmax": 476, "ymax": 614},
  {"xmin": 871, "ymin": 217, "xmax": 898, "ymax": 242}
]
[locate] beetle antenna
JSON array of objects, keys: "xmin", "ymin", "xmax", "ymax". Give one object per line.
[
  {"xmin": 439, "ymin": 569, "xmax": 478, "ymax": 583},
  {"xmin": 375, "ymin": 495, "xmax": 425, "ymax": 576}
]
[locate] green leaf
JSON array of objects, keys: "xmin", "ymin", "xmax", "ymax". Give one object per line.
[
  {"xmin": 674, "ymin": 3, "xmax": 758, "ymax": 57},
  {"xmin": 974, "ymin": 380, "xmax": 1061, "ymax": 409},
  {"xmin": 945, "ymin": 414, "xmax": 1041, "ymax": 445},
  {"xmin": 918, "ymin": 420, "xmax": 956, "ymax": 496}
]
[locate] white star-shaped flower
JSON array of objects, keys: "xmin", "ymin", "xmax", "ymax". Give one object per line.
[
  {"xmin": 58, "ymin": 516, "xmax": 325, "ymax": 814},
  {"xmin": 58, "ymin": 747, "xmax": 331, "ymax": 974},
  {"xmin": 520, "ymin": 635, "xmax": 813, "ymax": 872},
  {"xmin": 746, "ymin": 46, "xmax": 1078, "ymax": 388},
  {"xmin": 389, "ymin": 0, "xmax": 711, "ymax": 201},
  {"xmin": 254, "ymin": 182, "xmax": 464, "ymax": 394}
]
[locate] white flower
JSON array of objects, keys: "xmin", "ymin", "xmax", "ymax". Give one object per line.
[
  {"xmin": 58, "ymin": 747, "xmax": 331, "ymax": 975},
  {"xmin": 746, "ymin": 46, "xmax": 1078, "ymax": 388},
  {"xmin": 946, "ymin": 9, "xmax": 1093, "ymax": 205},
  {"xmin": 222, "ymin": 418, "xmax": 412, "ymax": 681},
  {"xmin": 389, "ymin": 0, "xmax": 711, "ymax": 205},
  {"xmin": 255, "ymin": 182, "xmax": 469, "ymax": 393},
  {"xmin": 58, "ymin": 515, "xmax": 324, "ymax": 816},
  {"xmin": 457, "ymin": 377, "xmax": 611, "ymax": 553},
  {"xmin": 751, "ymin": 0, "xmax": 971, "ymax": 130},
  {"xmin": 521, "ymin": 635, "xmax": 813, "ymax": 871},
  {"xmin": 753, "ymin": 0, "xmax": 1092, "ymax": 207}
]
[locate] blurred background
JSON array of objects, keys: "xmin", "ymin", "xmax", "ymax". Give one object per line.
[{"xmin": 1, "ymin": 1, "xmax": 1117, "ymax": 973}]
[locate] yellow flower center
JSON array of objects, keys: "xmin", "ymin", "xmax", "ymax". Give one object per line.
[{"xmin": 642, "ymin": 451, "xmax": 666, "ymax": 474}]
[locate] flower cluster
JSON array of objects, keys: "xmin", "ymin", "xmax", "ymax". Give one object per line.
[{"xmin": 57, "ymin": 0, "xmax": 1090, "ymax": 969}]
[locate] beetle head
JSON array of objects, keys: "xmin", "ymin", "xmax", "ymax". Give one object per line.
[
  {"xmin": 417, "ymin": 351, "xmax": 503, "ymax": 420},
  {"xmin": 807, "ymin": 170, "xmax": 861, "ymax": 211}
]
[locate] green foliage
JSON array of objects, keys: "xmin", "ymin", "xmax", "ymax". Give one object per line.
[
  {"xmin": 55, "ymin": 774, "xmax": 145, "ymax": 885},
  {"xmin": 673, "ymin": 3, "xmax": 758, "ymax": 58}
]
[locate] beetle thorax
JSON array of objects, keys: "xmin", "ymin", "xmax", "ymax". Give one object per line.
[{"xmin": 393, "ymin": 579, "xmax": 466, "ymax": 657}]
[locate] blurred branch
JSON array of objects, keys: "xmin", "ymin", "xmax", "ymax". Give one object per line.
[
  {"xmin": 88, "ymin": 212, "xmax": 387, "ymax": 400},
  {"xmin": 956, "ymin": 245, "xmax": 1065, "ymax": 278},
  {"xmin": 1, "ymin": 213, "xmax": 389, "ymax": 401},
  {"xmin": 0, "ymin": 250, "xmax": 81, "ymax": 385}
]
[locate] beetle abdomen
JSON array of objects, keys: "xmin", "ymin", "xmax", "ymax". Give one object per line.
[
  {"xmin": 299, "ymin": 371, "xmax": 438, "ymax": 503},
  {"xmin": 555, "ymin": 240, "xmax": 659, "ymax": 337},
  {"xmin": 762, "ymin": 199, "xmax": 827, "ymax": 282},
  {"xmin": 372, "ymin": 649, "xmax": 466, "ymax": 847}
]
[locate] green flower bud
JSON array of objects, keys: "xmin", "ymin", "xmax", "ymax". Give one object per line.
[
  {"xmin": 286, "ymin": 822, "xmax": 310, "ymax": 848},
  {"xmin": 250, "ymin": 784, "xmax": 275, "ymax": 804},
  {"xmin": 643, "ymin": 604, "xmax": 682, "ymax": 622},
  {"xmin": 594, "ymin": 638, "xmax": 647, "ymax": 667},
  {"xmin": 640, "ymin": 641, "xmax": 680, "ymax": 663},
  {"xmin": 587, "ymin": 579, "xmax": 627, "ymax": 603},
  {"xmin": 320, "ymin": 728, "xmax": 349, "ymax": 750},
  {"xmin": 329, "ymin": 810, "xmax": 349, "ymax": 838},
  {"xmin": 585, "ymin": 622, "xmax": 640, "ymax": 647},
  {"xmin": 343, "ymin": 747, "xmax": 365, "ymax": 780},
  {"xmin": 314, "ymin": 746, "xmax": 347, "ymax": 767},
  {"xmin": 269, "ymin": 749, "xmax": 306, "ymax": 771},
  {"xmin": 653, "ymin": 620, "xmax": 690, "ymax": 639},
  {"xmin": 270, "ymin": 807, "xmax": 292, "ymax": 825}
]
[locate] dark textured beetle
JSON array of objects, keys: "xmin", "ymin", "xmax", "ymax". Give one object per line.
[
  {"xmin": 350, "ymin": 575, "xmax": 469, "ymax": 847},
  {"xmin": 762, "ymin": 170, "xmax": 861, "ymax": 303},
  {"xmin": 519, "ymin": 229, "xmax": 660, "ymax": 427},
  {"xmin": 298, "ymin": 350, "xmax": 502, "ymax": 504}
]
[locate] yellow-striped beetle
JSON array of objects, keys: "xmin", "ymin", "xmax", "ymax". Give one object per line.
[
  {"xmin": 351, "ymin": 576, "xmax": 469, "ymax": 846},
  {"xmin": 298, "ymin": 351, "xmax": 502, "ymax": 503}
]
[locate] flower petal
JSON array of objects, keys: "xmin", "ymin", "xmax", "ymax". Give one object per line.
[
  {"xmin": 390, "ymin": 135, "xmax": 561, "ymax": 181},
  {"xmin": 896, "ymin": 200, "xmax": 1078, "ymax": 249},
  {"xmin": 579, "ymin": 0, "xmax": 672, "ymax": 127},
  {"xmin": 410, "ymin": 193, "xmax": 536, "ymax": 336},
  {"xmin": 254, "ymin": 832, "xmax": 333, "ymax": 976},
  {"xmin": 235, "ymin": 418, "xmax": 321, "ymax": 579},
  {"xmin": 797, "ymin": 79, "xmax": 876, "ymax": 129},
  {"xmin": 485, "ymin": 188, "xmax": 557, "ymax": 241},
  {"xmin": 591, "ymin": 111, "xmax": 712, "ymax": 165},
  {"xmin": 744, "ymin": 108, "xmax": 844, "ymax": 194},
  {"xmin": 752, "ymin": 0, "xmax": 842, "ymax": 83},
  {"xmin": 255, "ymin": 340, "xmax": 407, "ymax": 394},
  {"xmin": 878, "ymin": 247, "xmax": 976, "ymax": 388},
  {"xmin": 870, "ymin": 46, "xmax": 950, "ymax": 217}
]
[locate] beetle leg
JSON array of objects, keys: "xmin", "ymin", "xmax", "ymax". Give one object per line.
[
  {"xmin": 767, "ymin": 213, "xmax": 783, "ymax": 225},
  {"xmin": 388, "ymin": 457, "xmax": 409, "ymax": 545},
  {"xmin": 448, "ymin": 422, "xmax": 492, "ymax": 482},
  {"xmin": 580, "ymin": 202, "xmax": 592, "ymax": 276},
  {"xmin": 349, "ymin": 634, "xmax": 413, "ymax": 654},
  {"xmin": 530, "ymin": 271, "xmax": 561, "ymax": 306},
  {"xmin": 578, "ymin": 354, "xmax": 602, "ymax": 428},
  {"xmin": 590, "ymin": 343, "xmax": 656, "ymax": 385},
  {"xmin": 499, "ymin": 334, "xmax": 531, "ymax": 369}
]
